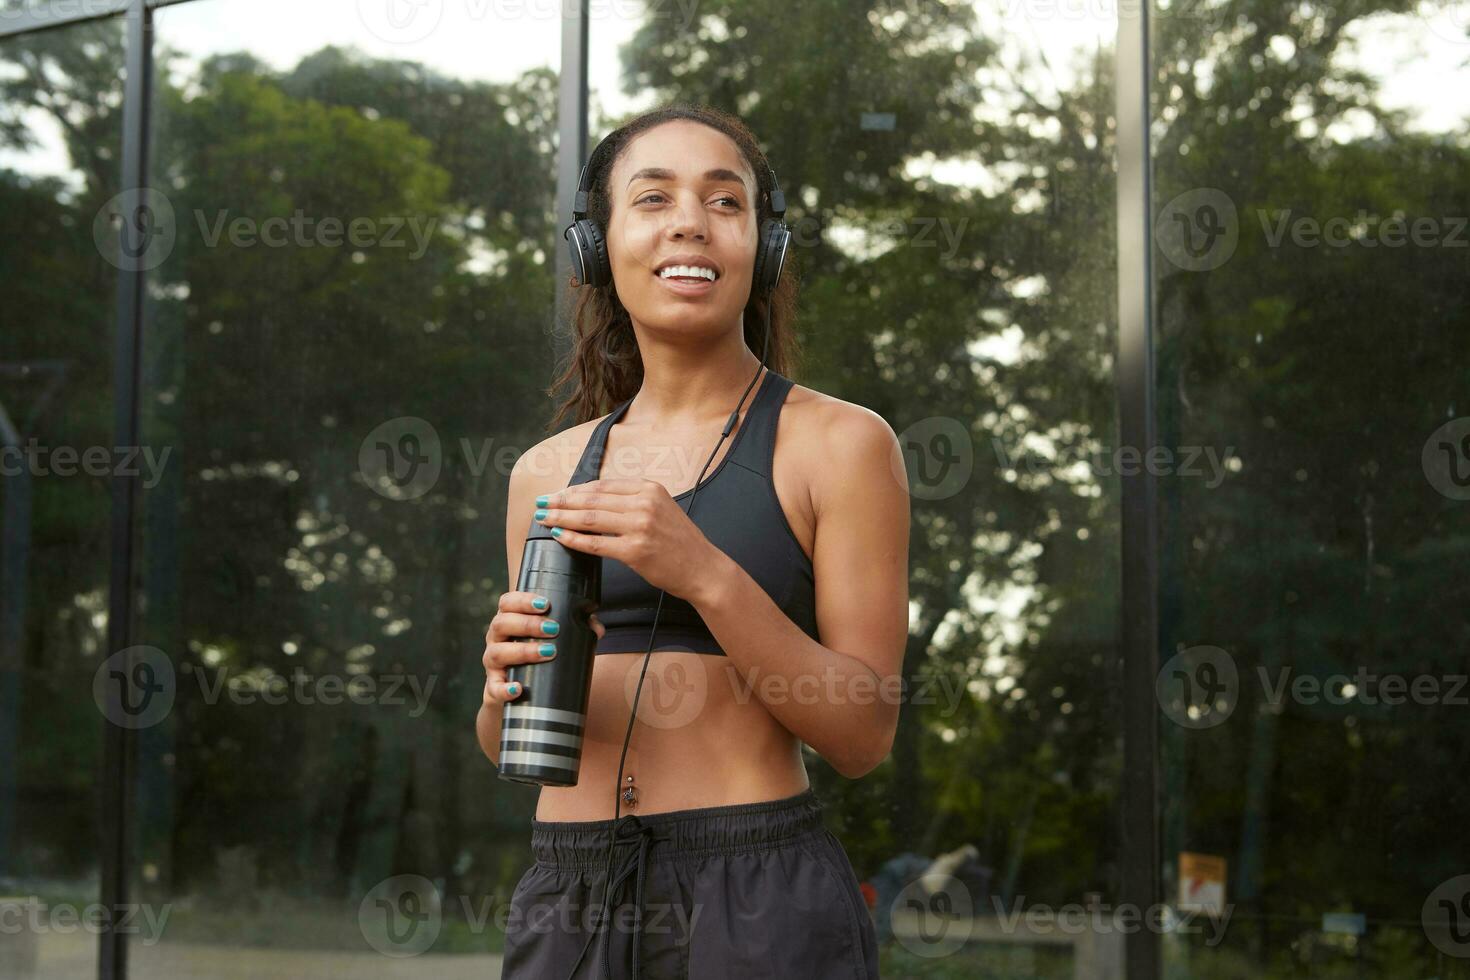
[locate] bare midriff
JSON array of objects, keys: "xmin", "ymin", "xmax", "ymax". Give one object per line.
[{"xmin": 532, "ymin": 649, "xmax": 811, "ymax": 821}]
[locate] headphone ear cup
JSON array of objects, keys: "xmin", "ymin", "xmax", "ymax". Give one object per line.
[
  {"xmin": 753, "ymin": 220, "xmax": 791, "ymax": 296},
  {"xmin": 566, "ymin": 218, "xmax": 611, "ymax": 288}
]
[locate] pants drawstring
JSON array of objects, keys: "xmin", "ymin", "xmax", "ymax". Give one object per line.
[{"xmin": 596, "ymin": 814, "xmax": 671, "ymax": 980}]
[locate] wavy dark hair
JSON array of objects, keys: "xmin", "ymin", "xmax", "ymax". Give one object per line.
[{"xmin": 545, "ymin": 103, "xmax": 803, "ymax": 431}]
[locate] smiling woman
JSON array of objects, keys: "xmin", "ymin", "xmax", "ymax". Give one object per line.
[{"xmin": 477, "ymin": 103, "xmax": 907, "ymax": 980}]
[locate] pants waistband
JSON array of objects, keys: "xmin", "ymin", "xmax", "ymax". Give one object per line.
[{"xmin": 528, "ymin": 787, "xmax": 825, "ymax": 869}]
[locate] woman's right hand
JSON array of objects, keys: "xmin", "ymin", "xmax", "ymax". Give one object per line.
[{"xmin": 482, "ymin": 591, "xmax": 604, "ymax": 705}]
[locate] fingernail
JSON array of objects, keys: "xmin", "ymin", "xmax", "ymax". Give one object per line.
[
  {"xmin": 535, "ymin": 495, "xmax": 549, "ymax": 507},
  {"xmin": 533, "ymin": 509, "xmax": 548, "ymax": 521},
  {"xmin": 541, "ymin": 619, "xmax": 559, "ymax": 635},
  {"xmin": 550, "ymin": 527, "xmax": 563, "ymax": 539},
  {"xmin": 507, "ymin": 682, "xmax": 520, "ymax": 696},
  {"xmin": 538, "ymin": 643, "xmax": 556, "ymax": 657},
  {"xmin": 531, "ymin": 596, "xmax": 548, "ymax": 610}
]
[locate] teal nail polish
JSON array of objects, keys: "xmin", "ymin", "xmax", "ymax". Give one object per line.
[
  {"xmin": 531, "ymin": 596, "xmax": 548, "ymax": 610},
  {"xmin": 539, "ymin": 643, "xmax": 556, "ymax": 657},
  {"xmin": 551, "ymin": 527, "xmax": 563, "ymax": 539},
  {"xmin": 533, "ymin": 509, "xmax": 548, "ymax": 521},
  {"xmin": 507, "ymin": 682, "xmax": 520, "ymax": 696},
  {"xmin": 541, "ymin": 619, "xmax": 559, "ymax": 635},
  {"xmin": 535, "ymin": 494, "xmax": 549, "ymax": 507}
]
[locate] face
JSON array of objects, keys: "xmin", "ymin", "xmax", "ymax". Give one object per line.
[{"xmin": 603, "ymin": 120, "xmax": 760, "ymax": 334}]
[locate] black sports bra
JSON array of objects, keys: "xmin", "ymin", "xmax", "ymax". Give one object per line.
[{"xmin": 555, "ymin": 368, "xmax": 818, "ymax": 656}]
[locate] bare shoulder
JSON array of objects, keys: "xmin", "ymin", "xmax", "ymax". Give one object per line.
[
  {"xmin": 781, "ymin": 380, "xmax": 907, "ymax": 512},
  {"xmin": 508, "ymin": 412, "xmax": 610, "ymax": 504}
]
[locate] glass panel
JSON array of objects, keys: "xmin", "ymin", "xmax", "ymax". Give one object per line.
[
  {"xmin": 135, "ymin": 0, "xmax": 560, "ymax": 975},
  {"xmin": 591, "ymin": 2, "xmax": 1123, "ymax": 976},
  {"xmin": 0, "ymin": 14, "xmax": 125, "ymax": 980},
  {"xmin": 1152, "ymin": 0, "xmax": 1470, "ymax": 974}
]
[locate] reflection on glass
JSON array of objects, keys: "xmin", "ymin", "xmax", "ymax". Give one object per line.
[
  {"xmin": 1153, "ymin": 0, "xmax": 1470, "ymax": 975},
  {"xmin": 592, "ymin": 2, "xmax": 1123, "ymax": 975},
  {"xmin": 0, "ymin": 15, "xmax": 125, "ymax": 980},
  {"xmin": 130, "ymin": 0, "xmax": 560, "ymax": 974}
]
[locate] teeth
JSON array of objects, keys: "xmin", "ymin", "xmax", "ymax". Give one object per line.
[{"xmin": 658, "ymin": 264, "xmax": 717, "ymax": 281}]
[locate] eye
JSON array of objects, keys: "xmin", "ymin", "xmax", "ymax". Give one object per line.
[{"xmin": 634, "ymin": 192, "xmax": 743, "ymax": 210}]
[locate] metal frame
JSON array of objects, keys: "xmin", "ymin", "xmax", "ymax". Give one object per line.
[
  {"xmin": 0, "ymin": 0, "xmax": 191, "ymax": 39},
  {"xmin": 1115, "ymin": 0, "xmax": 1162, "ymax": 977},
  {"xmin": 4, "ymin": 0, "xmax": 1164, "ymax": 976},
  {"xmin": 98, "ymin": 2, "xmax": 152, "ymax": 977},
  {"xmin": 554, "ymin": 0, "xmax": 590, "ymax": 352}
]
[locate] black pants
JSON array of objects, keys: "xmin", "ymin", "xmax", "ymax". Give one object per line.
[{"xmin": 502, "ymin": 787, "xmax": 881, "ymax": 979}]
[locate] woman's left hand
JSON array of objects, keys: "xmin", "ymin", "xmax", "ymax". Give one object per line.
[{"xmin": 533, "ymin": 478, "xmax": 724, "ymax": 603}]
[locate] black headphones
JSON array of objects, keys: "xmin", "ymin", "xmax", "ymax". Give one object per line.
[{"xmin": 562, "ymin": 134, "xmax": 791, "ymax": 299}]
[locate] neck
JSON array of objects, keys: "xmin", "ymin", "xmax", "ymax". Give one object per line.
[{"xmin": 626, "ymin": 328, "xmax": 766, "ymax": 426}]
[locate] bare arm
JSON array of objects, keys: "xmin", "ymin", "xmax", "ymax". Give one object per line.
[
  {"xmin": 476, "ymin": 452, "xmax": 537, "ymax": 767},
  {"xmin": 690, "ymin": 404, "xmax": 911, "ymax": 778},
  {"xmin": 477, "ymin": 429, "xmax": 605, "ymax": 768}
]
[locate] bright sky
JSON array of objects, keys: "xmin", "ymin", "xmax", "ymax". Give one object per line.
[{"xmin": 1, "ymin": 0, "xmax": 1466, "ymax": 189}]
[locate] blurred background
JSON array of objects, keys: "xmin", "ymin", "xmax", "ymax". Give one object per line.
[{"xmin": 1, "ymin": 0, "xmax": 1467, "ymax": 977}]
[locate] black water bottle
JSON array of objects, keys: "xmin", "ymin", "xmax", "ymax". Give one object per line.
[{"xmin": 497, "ymin": 520, "xmax": 601, "ymax": 786}]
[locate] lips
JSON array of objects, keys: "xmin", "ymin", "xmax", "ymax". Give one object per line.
[{"xmin": 655, "ymin": 272, "xmax": 717, "ymax": 297}]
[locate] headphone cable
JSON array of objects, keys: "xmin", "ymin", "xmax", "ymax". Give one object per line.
[{"xmin": 559, "ymin": 305, "xmax": 772, "ymax": 980}]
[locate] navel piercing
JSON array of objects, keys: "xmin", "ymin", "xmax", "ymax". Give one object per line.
[{"xmin": 621, "ymin": 774, "xmax": 638, "ymax": 809}]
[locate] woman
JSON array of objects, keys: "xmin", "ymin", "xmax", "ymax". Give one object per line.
[{"xmin": 477, "ymin": 103, "xmax": 910, "ymax": 979}]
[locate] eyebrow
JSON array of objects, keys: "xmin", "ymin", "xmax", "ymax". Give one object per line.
[{"xmin": 626, "ymin": 167, "xmax": 749, "ymax": 189}]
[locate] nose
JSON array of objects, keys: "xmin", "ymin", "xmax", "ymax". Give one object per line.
[{"xmin": 664, "ymin": 190, "xmax": 708, "ymax": 241}]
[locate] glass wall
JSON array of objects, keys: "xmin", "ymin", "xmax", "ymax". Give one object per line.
[
  {"xmin": 0, "ymin": 14, "xmax": 126, "ymax": 980},
  {"xmin": 1151, "ymin": 0, "xmax": 1470, "ymax": 975},
  {"xmin": 127, "ymin": 0, "xmax": 561, "ymax": 974},
  {"xmin": 590, "ymin": 2, "xmax": 1126, "ymax": 975},
  {"xmin": 3, "ymin": 0, "xmax": 1467, "ymax": 978}
]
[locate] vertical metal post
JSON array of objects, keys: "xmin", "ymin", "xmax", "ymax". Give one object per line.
[
  {"xmin": 1115, "ymin": 0, "xmax": 1162, "ymax": 976},
  {"xmin": 553, "ymin": 0, "xmax": 590, "ymax": 361},
  {"xmin": 101, "ymin": 2, "xmax": 153, "ymax": 978}
]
